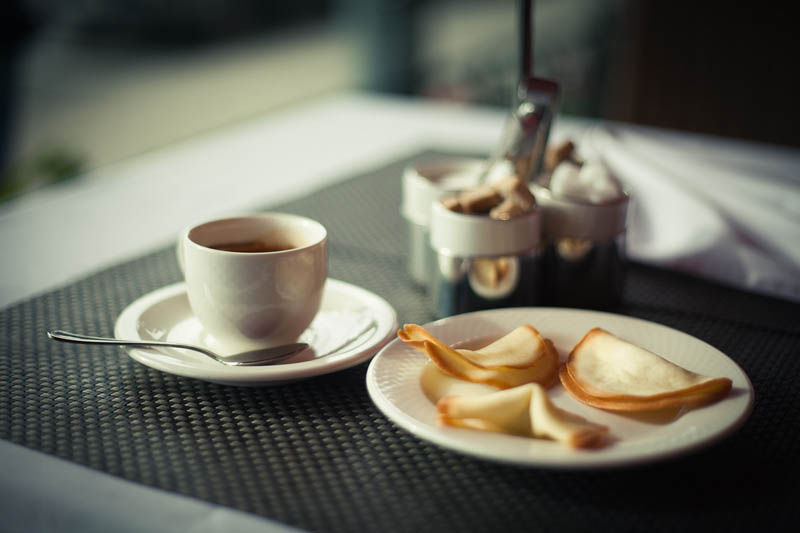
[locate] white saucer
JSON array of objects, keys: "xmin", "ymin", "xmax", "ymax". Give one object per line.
[
  {"xmin": 115, "ymin": 279, "xmax": 397, "ymax": 385},
  {"xmin": 366, "ymin": 307, "xmax": 754, "ymax": 469}
]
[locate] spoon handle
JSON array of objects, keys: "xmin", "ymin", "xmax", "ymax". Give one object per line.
[
  {"xmin": 47, "ymin": 330, "xmax": 215, "ymax": 356},
  {"xmin": 520, "ymin": 0, "xmax": 534, "ymax": 83},
  {"xmin": 48, "ymin": 330, "xmax": 308, "ymax": 366}
]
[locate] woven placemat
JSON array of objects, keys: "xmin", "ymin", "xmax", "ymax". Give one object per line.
[{"xmin": 1, "ymin": 151, "xmax": 799, "ymax": 532}]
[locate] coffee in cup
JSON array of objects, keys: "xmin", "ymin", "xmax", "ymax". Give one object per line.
[{"xmin": 178, "ymin": 213, "xmax": 327, "ymax": 354}]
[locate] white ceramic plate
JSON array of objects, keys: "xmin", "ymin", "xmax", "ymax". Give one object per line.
[
  {"xmin": 115, "ymin": 279, "xmax": 397, "ymax": 385},
  {"xmin": 366, "ymin": 308, "xmax": 753, "ymax": 469}
]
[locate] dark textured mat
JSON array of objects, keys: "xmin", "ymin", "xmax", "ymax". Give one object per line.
[{"xmin": 2, "ymin": 151, "xmax": 799, "ymax": 532}]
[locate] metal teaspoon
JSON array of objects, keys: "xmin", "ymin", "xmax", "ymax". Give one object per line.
[{"xmin": 47, "ymin": 330, "xmax": 308, "ymax": 367}]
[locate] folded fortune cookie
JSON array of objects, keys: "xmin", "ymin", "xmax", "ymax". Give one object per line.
[
  {"xmin": 398, "ymin": 324, "xmax": 559, "ymax": 389},
  {"xmin": 438, "ymin": 383, "xmax": 610, "ymax": 449},
  {"xmin": 560, "ymin": 328, "xmax": 732, "ymax": 412}
]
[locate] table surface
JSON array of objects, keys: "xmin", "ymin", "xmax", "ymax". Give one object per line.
[{"xmin": 1, "ymin": 93, "xmax": 799, "ymax": 532}]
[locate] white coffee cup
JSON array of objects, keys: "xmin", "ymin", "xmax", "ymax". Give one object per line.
[{"xmin": 178, "ymin": 213, "xmax": 327, "ymax": 354}]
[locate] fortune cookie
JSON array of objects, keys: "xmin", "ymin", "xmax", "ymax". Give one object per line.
[
  {"xmin": 437, "ymin": 383, "xmax": 609, "ymax": 449},
  {"xmin": 398, "ymin": 324, "xmax": 559, "ymax": 389},
  {"xmin": 560, "ymin": 328, "xmax": 732, "ymax": 412},
  {"xmin": 419, "ymin": 362, "xmax": 497, "ymax": 405}
]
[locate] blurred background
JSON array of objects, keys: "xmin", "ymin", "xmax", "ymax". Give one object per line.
[{"xmin": 1, "ymin": 0, "xmax": 795, "ymax": 202}]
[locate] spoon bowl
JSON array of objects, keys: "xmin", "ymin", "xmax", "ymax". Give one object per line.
[{"xmin": 47, "ymin": 330, "xmax": 308, "ymax": 366}]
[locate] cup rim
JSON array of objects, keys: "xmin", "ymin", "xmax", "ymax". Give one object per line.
[{"xmin": 185, "ymin": 212, "xmax": 327, "ymax": 256}]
